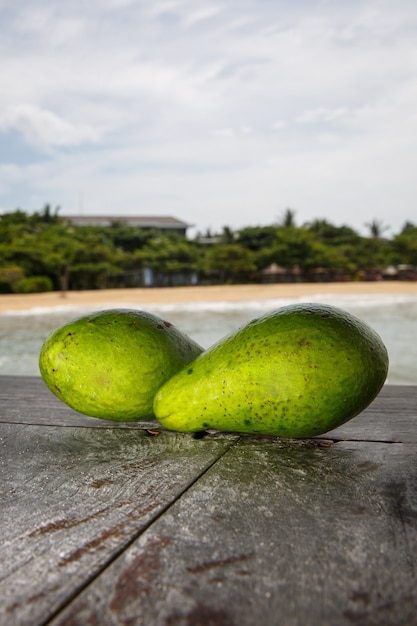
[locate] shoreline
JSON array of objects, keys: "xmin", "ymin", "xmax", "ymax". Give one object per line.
[{"xmin": 1, "ymin": 281, "xmax": 417, "ymax": 314}]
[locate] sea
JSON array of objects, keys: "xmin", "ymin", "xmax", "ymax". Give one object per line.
[{"xmin": 1, "ymin": 293, "xmax": 416, "ymax": 385}]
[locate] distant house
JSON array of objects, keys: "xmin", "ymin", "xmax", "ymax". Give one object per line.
[
  {"xmin": 260, "ymin": 263, "xmax": 303, "ymax": 283},
  {"xmin": 261, "ymin": 263, "xmax": 289, "ymax": 283},
  {"xmin": 62, "ymin": 215, "xmax": 191, "ymax": 237}
]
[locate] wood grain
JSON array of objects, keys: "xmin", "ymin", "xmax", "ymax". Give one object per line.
[
  {"xmin": 0, "ymin": 375, "xmax": 159, "ymax": 429},
  {"xmin": 50, "ymin": 437, "xmax": 417, "ymax": 626},
  {"xmin": 1, "ymin": 376, "xmax": 416, "ymax": 442},
  {"xmin": 0, "ymin": 423, "xmax": 237, "ymax": 625},
  {"xmin": 1, "ymin": 377, "xmax": 417, "ymax": 626}
]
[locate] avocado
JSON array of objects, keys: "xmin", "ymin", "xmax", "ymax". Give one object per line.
[
  {"xmin": 39, "ymin": 308, "xmax": 203, "ymax": 421},
  {"xmin": 153, "ymin": 303, "xmax": 389, "ymax": 437}
]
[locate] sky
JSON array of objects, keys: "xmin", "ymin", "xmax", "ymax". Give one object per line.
[{"xmin": 1, "ymin": 0, "xmax": 416, "ymax": 237}]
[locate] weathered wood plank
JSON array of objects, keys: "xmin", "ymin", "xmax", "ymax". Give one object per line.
[
  {"xmin": 1, "ymin": 376, "xmax": 416, "ymax": 443},
  {"xmin": 0, "ymin": 422, "xmax": 237, "ymax": 626},
  {"xmin": 0, "ymin": 375, "xmax": 158, "ymax": 429},
  {"xmin": 327, "ymin": 384, "xmax": 417, "ymax": 443},
  {"xmin": 2, "ymin": 376, "xmax": 417, "ymax": 625},
  {"xmin": 50, "ymin": 437, "xmax": 417, "ymax": 626}
]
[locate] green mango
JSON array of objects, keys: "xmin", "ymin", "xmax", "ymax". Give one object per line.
[
  {"xmin": 154, "ymin": 303, "xmax": 389, "ymax": 438},
  {"xmin": 39, "ymin": 308, "xmax": 203, "ymax": 421}
]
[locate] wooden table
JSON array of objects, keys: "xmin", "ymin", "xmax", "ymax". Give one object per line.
[{"xmin": 1, "ymin": 376, "xmax": 416, "ymax": 626}]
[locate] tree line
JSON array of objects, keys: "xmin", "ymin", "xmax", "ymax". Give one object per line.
[{"xmin": 0, "ymin": 206, "xmax": 416, "ymax": 293}]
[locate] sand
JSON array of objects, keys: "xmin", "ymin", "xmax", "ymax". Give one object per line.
[{"xmin": 1, "ymin": 281, "xmax": 417, "ymax": 314}]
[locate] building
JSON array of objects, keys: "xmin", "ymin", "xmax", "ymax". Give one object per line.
[{"xmin": 62, "ymin": 215, "xmax": 191, "ymax": 237}]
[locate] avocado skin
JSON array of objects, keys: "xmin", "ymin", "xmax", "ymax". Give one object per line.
[
  {"xmin": 39, "ymin": 308, "xmax": 203, "ymax": 421},
  {"xmin": 153, "ymin": 303, "xmax": 389, "ymax": 438}
]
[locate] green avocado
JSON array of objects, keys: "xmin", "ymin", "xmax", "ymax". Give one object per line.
[
  {"xmin": 154, "ymin": 303, "xmax": 389, "ymax": 438},
  {"xmin": 39, "ymin": 308, "xmax": 203, "ymax": 421}
]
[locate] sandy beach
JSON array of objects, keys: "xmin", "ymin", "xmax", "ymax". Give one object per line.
[{"xmin": 1, "ymin": 281, "xmax": 417, "ymax": 313}]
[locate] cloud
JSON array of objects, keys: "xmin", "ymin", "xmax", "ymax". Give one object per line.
[
  {"xmin": 0, "ymin": 0, "xmax": 416, "ymax": 234},
  {"xmin": 296, "ymin": 107, "xmax": 350, "ymax": 124},
  {"xmin": 0, "ymin": 104, "xmax": 100, "ymax": 148},
  {"xmin": 184, "ymin": 5, "xmax": 223, "ymax": 26},
  {"xmin": 210, "ymin": 128, "xmax": 235, "ymax": 138}
]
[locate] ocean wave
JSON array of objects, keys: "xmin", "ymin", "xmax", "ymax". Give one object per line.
[
  {"xmin": 2, "ymin": 292, "xmax": 417, "ymax": 317},
  {"xmin": 144, "ymin": 293, "xmax": 417, "ymax": 314}
]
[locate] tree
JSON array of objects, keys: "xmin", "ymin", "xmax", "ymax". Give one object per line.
[
  {"xmin": 365, "ymin": 219, "xmax": 389, "ymax": 239},
  {"xmin": 134, "ymin": 236, "xmax": 201, "ymax": 286},
  {"xmin": 305, "ymin": 219, "xmax": 361, "ymax": 246},
  {"xmin": 109, "ymin": 226, "xmax": 157, "ymax": 253},
  {"xmin": 357, "ymin": 234, "xmax": 393, "ymax": 270},
  {"xmin": 400, "ymin": 221, "xmax": 416, "ymax": 234},
  {"xmin": 0, "ymin": 209, "xmax": 30, "ymax": 226},
  {"xmin": 237, "ymin": 226, "xmax": 277, "ymax": 251},
  {"xmin": 221, "ymin": 226, "xmax": 235, "ymax": 244},
  {"xmin": 0, "ymin": 265, "xmax": 25, "ymax": 293},
  {"xmin": 202, "ymin": 244, "xmax": 256, "ymax": 283},
  {"xmin": 256, "ymin": 227, "xmax": 315, "ymax": 270},
  {"xmin": 0, "ymin": 206, "xmax": 413, "ymax": 291},
  {"xmin": 34, "ymin": 203, "xmax": 61, "ymax": 223},
  {"xmin": 279, "ymin": 208, "xmax": 296, "ymax": 228},
  {"xmin": 392, "ymin": 226, "xmax": 417, "ymax": 265}
]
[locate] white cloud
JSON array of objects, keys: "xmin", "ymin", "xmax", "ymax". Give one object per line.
[
  {"xmin": 184, "ymin": 5, "xmax": 223, "ymax": 26},
  {"xmin": 0, "ymin": 104, "xmax": 100, "ymax": 148},
  {"xmin": 296, "ymin": 107, "xmax": 350, "ymax": 124},
  {"xmin": 272, "ymin": 121, "xmax": 286, "ymax": 130},
  {"xmin": 210, "ymin": 128, "xmax": 235, "ymax": 138},
  {"xmin": 16, "ymin": 7, "xmax": 85, "ymax": 45},
  {"xmin": 0, "ymin": 0, "xmax": 416, "ymax": 234}
]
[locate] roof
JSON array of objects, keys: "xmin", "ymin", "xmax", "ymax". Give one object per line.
[
  {"xmin": 62, "ymin": 215, "xmax": 191, "ymax": 229},
  {"xmin": 261, "ymin": 263, "xmax": 287, "ymax": 275}
]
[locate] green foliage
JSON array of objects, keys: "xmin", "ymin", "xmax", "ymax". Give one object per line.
[
  {"xmin": 14, "ymin": 276, "xmax": 54, "ymax": 293},
  {"xmin": 0, "ymin": 265, "xmax": 25, "ymax": 293},
  {"xmin": 365, "ymin": 218, "xmax": 389, "ymax": 239},
  {"xmin": 0, "ymin": 206, "xmax": 414, "ymax": 291},
  {"xmin": 109, "ymin": 226, "xmax": 157, "ymax": 252},
  {"xmin": 279, "ymin": 208, "xmax": 297, "ymax": 228},
  {"xmin": 136, "ymin": 235, "xmax": 201, "ymax": 274},
  {"xmin": 237, "ymin": 226, "xmax": 277, "ymax": 251},
  {"xmin": 391, "ymin": 225, "xmax": 417, "ymax": 265},
  {"xmin": 0, "ymin": 210, "xmax": 31, "ymax": 227},
  {"xmin": 32, "ymin": 203, "xmax": 61, "ymax": 224},
  {"xmin": 305, "ymin": 219, "xmax": 361, "ymax": 246},
  {"xmin": 255, "ymin": 227, "xmax": 331, "ymax": 271},
  {"xmin": 202, "ymin": 244, "xmax": 256, "ymax": 283}
]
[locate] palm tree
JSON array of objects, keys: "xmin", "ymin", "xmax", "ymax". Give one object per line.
[{"xmin": 365, "ymin": 219, "xmax": 389, "ymax": 239}]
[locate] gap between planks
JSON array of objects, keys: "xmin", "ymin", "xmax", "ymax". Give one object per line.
[{"xmin": 38, "ymin": 435, "xmax": 241, "ymax": 626}]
